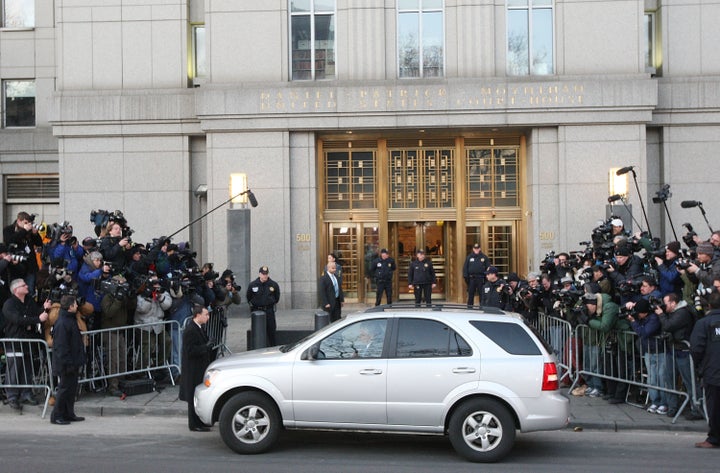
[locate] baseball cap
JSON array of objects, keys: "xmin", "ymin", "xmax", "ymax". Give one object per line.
[
  {"xmin": 486, "ymin": 266, "xmax": 499, "ymax": 275},
  {"xmin": 473, "ymin": 243, "xmax": 481, "ymax": 249},
  {"xmin": 380, "ymin": 248, "xmax": 388, "ymax": 254},
  {"xmin": 259, "ymin": 266, "xmax": 269, "ymax": 274},
  {"xmin": 611, "ymin": 218, "xmax": 624, "ymax": 227}
]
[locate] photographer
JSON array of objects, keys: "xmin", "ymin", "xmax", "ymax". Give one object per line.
[
  {"xmin": 99, "ymin": 222, "xmax": 131, "ymax": 271},
  {"xmin": 627, "ymin": 299, "xmax": 670, "ymax": 415},
  {"xmin": 3, "ymin": 211, "xmax": 43, "ymax": 296},
  {"xmin": 134, "ymin": 275, "xmax": 172, "ymax": 368},
  {"xmin": 216, "ymin": 269, "xmax": 242, "ymax": 308},
  {"xmin": 606, "ymin": 245, "xmax": 644, "ymax": 304},
  {"xmin": 51, "ymin": 225, "xmax": 84, "ymax": 278},
  {"xmin": 77, "ymin": 251, "xmax": 111, "ymax": 331},
  {"xmin": 686, "ymin": 242, "xmax": 720, "ymax": 288},
  {"xmin": 654, "ymin": 241, "xmax": 684, "ymax": 297},
  {"xmin": 655, "ymin": 293, "xmax": 703, "ymax": 420},
  {"xmin": 100, "ymin": 275, "xmax": 131, "ymax": 396}
]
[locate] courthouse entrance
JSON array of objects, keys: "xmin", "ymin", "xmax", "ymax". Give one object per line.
[{"xmin": 318, "ymin": 133, "xmax": 525, "ymax": 304}]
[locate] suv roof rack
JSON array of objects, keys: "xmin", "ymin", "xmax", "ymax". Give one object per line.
[{"xmin": 364, "ymin": 302, "xmax": 506, "ymax": 315}]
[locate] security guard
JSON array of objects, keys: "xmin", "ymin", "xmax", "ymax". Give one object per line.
[
  {"xmin": 481, "ymin": 266, "xmax": 505, "ymax": 309},
  {"xmin": 463, "ymin": 243, "xmax": 491, "ymax": 306},
  {"xmin": 408, "ymin": 249, "xmax": 436, "ymax": 306},
  {"xmin": 690, "ymin": 291, "xmax": 720, "ymax": 448},
  {"xmin": 371, "ymin": 249, "xmax": 396, "ymax": 306},
  {"xmin": 246, "ymin": 266, "xmax": 281, "ymax": 346}
]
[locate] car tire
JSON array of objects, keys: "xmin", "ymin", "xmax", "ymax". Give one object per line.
[
  {"xmin": 448, "ymin": 398, "xmax": 516, "ymax": 463},
  {"xmin": 219, "ymin": 392, "xmax": 281, "ymax": 454}
]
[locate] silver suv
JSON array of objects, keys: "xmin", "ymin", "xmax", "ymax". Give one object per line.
[{"xmin": 194, "ymin": 305, "xmax": 569, "ymax": 462}]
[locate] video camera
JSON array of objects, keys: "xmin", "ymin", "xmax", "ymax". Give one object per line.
[
  {"xmin": 682, "ymin": 223, "xmax": 697, "ymax": 249},
  {"xmin": 94, "ymin": 277, "xmax": 131, "ymax": 300},
  {"xmin": 90, "ymin": 209, "xmax": 134, "ymax": 240},
  {"xmin": 539, "ymin": 251, "xmax": 556, "ymax": 273}
]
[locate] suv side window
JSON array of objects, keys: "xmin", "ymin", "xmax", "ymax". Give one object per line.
[
  {"xmin": 395, "ymin": 318, "xmax": 472, "ymax": 358},
  {"xmin": 470, "ymin": 320, "xmax": 541, "ymax": 355},
  {"xmin": 317, "ymin": 319, "xmax": 387, "ymax": 359}
]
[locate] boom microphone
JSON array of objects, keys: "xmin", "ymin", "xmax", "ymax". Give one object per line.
[
  {"xmin": 681, "ymin": 200, "xmax": 700, "ymax": 209},
  {"xmin": 616, "ymin": 166, "xmax": 634, "ymax": 176},
  {"xmin": 247, "ymin": 190, "xmax": 259, "ymax": 208},
  {"xmin": 608, "ymin": 194, "xmax": 623, "ymax": 203}
]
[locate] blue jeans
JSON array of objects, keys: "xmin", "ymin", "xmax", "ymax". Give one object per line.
[
  {"xmin": 644, "ymin": 352, "xmax": 669, "ymax": 406},
  {"xmin": 583, "ymin": 344, "xmax": 603, "ymax": 391}
]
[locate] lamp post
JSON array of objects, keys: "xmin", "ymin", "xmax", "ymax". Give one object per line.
[{"xmin": 227, "ymin": 174, "xmax": 257, "ymax": 307}]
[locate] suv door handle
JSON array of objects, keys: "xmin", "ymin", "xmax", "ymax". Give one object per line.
[
  {"xmin": 359, "ymin": 369, "xmax": 383, "ymax": 375},
  {"xmin": 452, "ymin": 367, "xmax": 476, "ymax": 374}
]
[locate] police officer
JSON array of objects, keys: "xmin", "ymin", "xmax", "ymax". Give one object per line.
[
  {"xmin": 463, "ymin": 243, "xmax": 490, "ymax": 306},
  {"xmin": 246, "ymin": 266, "xmax": 281, "ymax": 346},
  {"xmin": 408, "ymin": 249, "xmax": 436, "ymax": 307},
  {"xmin": 371, "ymin": 248, "xmax": 396, "ymax": 306},
  {"xmin": 481, "ymin": 266, "xmax": 505, "ymax": 309},
  {"xmin": 690, "ymin": 291, "xmax": 720, "ymax": 448}
]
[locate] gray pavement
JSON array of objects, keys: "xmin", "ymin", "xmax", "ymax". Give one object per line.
[{"xmin": 5, "ymin": 304, "xmax": 709, "ymax": 433}]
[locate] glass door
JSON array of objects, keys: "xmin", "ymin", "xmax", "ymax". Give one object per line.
[
  {"xmin": 329, "ymin": 223, "xmax": 379, "ymax": 303},
  {"xmin": 394, "ymin": 221, "xmax": 446, "ymax": 300}
]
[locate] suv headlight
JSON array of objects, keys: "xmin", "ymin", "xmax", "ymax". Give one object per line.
[{"xmin": 203, "ymin": 368, "xmax": 220, "ymax": 387}]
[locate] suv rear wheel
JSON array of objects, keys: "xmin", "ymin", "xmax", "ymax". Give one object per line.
[
  {"xmin": 219, "ymin": 392, "xmax": 280, "ymax": 454},
  {"xmin": 448, "ymin": 398, "xmax": 515, "ymax": 462}
]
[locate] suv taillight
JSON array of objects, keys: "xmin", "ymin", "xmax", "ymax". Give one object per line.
[{"xmin": 542, "ymin": 362, "xmax": 559, "ymax": 391}]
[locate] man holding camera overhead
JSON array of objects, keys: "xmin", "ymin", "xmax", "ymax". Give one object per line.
[{"xmin": 3, "ymin": 211, "xmax": 43, "ymax": 296}]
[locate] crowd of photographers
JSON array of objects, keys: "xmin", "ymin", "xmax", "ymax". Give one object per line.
[
  {"xmin": 483, "ymin": 216, "xmax": 719, "ymax": 421},
  {"xmin": 0, "ymin": 210, "xmax": 241, "ymax": 401}
]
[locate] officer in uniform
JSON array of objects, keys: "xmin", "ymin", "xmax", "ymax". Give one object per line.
[
  {"xmin": 371, "ymin": 248, "xmax": 396, "ymax": 306},
  {"xmin": 408, "ymin": 249, "xmax": 436, "ymax": 307},
  {"xmin": 690, "ymin": 291, "xmax": 720, "ymax": 448},
  {"xmin": 246, "ymin": 266, "xmax": 281, "ymax": 346},
  {"xmin": 463, "ymin": 243, "xmax": 491, "ymax": 306},
  {"xmin": 481, "ymin": 266, "xmax": 505, "ymax": 309}
]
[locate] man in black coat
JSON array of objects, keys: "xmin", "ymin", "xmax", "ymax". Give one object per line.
[
  {"xmin": 179, "ymin": 304, "xmax": 216, "ymax": 432},
  {"xmin": 408, "ymin": 249, "xmax": 436, "ymax": 307},
  {"xmin": 51, "ymin": 295, "xmax": 87, "ymax": 425},
  {"xmin": 319, "ymin": 261, "xmax": 344, "ymax": 322},
  {"xmin": 690, "ymin": 291, "xmax": 720, "ymax": 448},
  {"xmin": 2, "ymin": 278, "xmax": 50, "ymax": 411},
  {"xmin": 246, "ymin": 266, "xmax": 281, "ymax": 345}
]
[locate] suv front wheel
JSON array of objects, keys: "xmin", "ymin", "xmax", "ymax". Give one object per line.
[
  {"xmin": 448, "ymin": 398, "xmax": 516, "ymax": 462},
  {"xmin": 219, "ymin": 392, "xmax": 281, "ymax": 454}
]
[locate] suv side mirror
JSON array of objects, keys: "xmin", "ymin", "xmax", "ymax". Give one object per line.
[{"xmin": 306, "ymin": 344, "xmax": 320, "ymax": 361}]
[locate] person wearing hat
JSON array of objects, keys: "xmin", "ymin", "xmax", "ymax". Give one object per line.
[
  {"xmin": 690, "ymin": 291, "xmax": 720, "ymax": 447},
  {"xmin": 408, "ymin": 249, "xmax": 436, "ymax": 307},
  {"xmin": 610, "ymin": 218, "xmax": 628, "ymax": 237},
  {"xmin": 463, "ymin": 243, "xmax": 491, "ymax": 306},
  {"xmin": 50, "ymin": 295, "xmax": 86, "ymax": 425},
  {"xmin": 627, "ymin": 298, "xmax": 669, "ymax": 415},
  {"xmin": 687, "ymin": 242, "xmax": 720, "ymax": 288},
  {"xmin": 586, "ymin": 289, "xmax": 631, "ymax": 403},
  {"xmin": 370, "ymin": 249, "xmax": 396, "ymax": 306},
  {"xmin": 654, "ymin": 241, "xmax": 683, "ymax": 297},
  {"xmin": 3, "ymin": 211, "xmax": 43, "ymax": 297},
  {"xmin": 606, "ymin": 244, "xmax": 644, "ymax": 305},
  {"xmin": 480, "ymin": 266, "xmax": 504, "ymax": 309},
  {"xmin": 246, "ymin": 266, "xmax": 281, "ymax": 345}
]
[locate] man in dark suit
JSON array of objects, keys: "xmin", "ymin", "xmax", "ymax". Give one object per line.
[
  {"xmin": 179, "ymin": 304, "xmax": 216, "ymax": 432},
  {"xmin": 319, "ymin": 261, "xmax": 344, "ymax": 322},
  {"xmin": 50, "ymin": 295, "xmax": 86, "ymax": 425}
]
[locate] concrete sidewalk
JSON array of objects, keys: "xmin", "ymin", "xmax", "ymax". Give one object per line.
[{"xmin": 5, "ymin": 305, "xmax": 708, "ymax": 433}]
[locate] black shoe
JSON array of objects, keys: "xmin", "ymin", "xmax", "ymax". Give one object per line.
[
  {"xmin": 68, "ymin": 416, "xmax": 85, "ymax": 422},
  {"xmin": 685, "ymin": 411, "xmax": 705, "ymax": 421},
  {"xmin": 608, "ymin": 398, "xmax": 625, "ymax": 404},
  {"xmin": 602, "ymin": 394, "xmax": 613, "ymax": 400},
  {"xmin": 190, "ymin": 426, "xmax": 211, "ymax": 432},
  {"xmin": 21, "ymin": 397, "xmax": 39, "ymax": 406},
  {"xmin": 51, "ymin": 418, "xmax": 71, "ymax": 425},
  {"xmin": 8, "ymin": 400, "xmax": 22, "ymax": 411},
  {"xmin": 666, "ymin": 408, "xmax": 678, "ymax": 417}
]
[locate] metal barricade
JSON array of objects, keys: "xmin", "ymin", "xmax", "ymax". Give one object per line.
[
  {"xmin": 80, "ymin": 320, "xmax": 181, "ymax": 388},
  {"xmin": 569, "ymin": 324, "xmax": 696, "ymax": 424},
  {"xmin": 534, "ymin": 313, "xmax": 575, "ymax": 385},
  {"xmin": 0, "ymin": 338, "xmax": 54, "ymax": 418},
  {"xmin": 207, "ymin": 306, "xmax": 230, "ymax": 356}
]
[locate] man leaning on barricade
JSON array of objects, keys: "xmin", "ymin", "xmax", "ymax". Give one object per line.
[{"xmin": 655, "ymin": 292, "xmax": 704, "ymax": 420}]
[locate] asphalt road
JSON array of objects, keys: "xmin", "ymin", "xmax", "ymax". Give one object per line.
[{"xmin": 0, "ymin": 414, "xmax": 714, "ymax": 473}]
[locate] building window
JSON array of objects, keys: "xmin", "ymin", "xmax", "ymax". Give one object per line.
[
  {"xmin": 397, "ymin": 0, "xmax": 444, "ymax": 78},
  {"xmin": 191, "ymin": 24, "xmax": 207, "ymax": 84},
  {"xmin": 325, "ymin": 150, "xmax": 375, "ymax": 210},
  {"xmin": 507, "ymin": 0, "xmax": 553, "ymax": 76},
  {"xmin": 389, "ymin": 148, "xmax": 454, "ymax": 209},
  {"xmin": 290, "ymin": 0, "xmax": 336, "ymax": 80},
  {"xmin": 644, "ymin": 12, "xmax": 657, "ymax": 73},
  {"xmin": 466, "ymin": 147, "xmax": 518, "ymax": 207},
  {"xmin": 3, "ymin": 80, "xmax": 35, "ymax": 128},
  {"xmin": 1, "ymin": 0, "xmax": 34, "ymax": 28}
]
